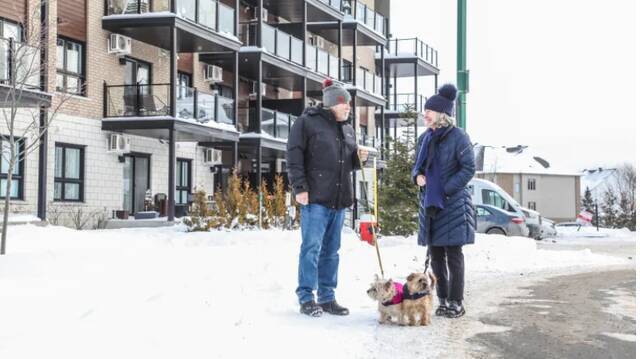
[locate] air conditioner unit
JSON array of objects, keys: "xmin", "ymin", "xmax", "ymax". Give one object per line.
[
  {"xmin": 261, "ymin": 8, "xmax": 269, "ymax": 22},
  {"xmin": 204, "ymin": 64, "xmax": 223, "ymax": 83},
  {"xmin": 276, "ymin": 159, "xmax": 287, "ymax": 173},
  {"xmin": 204, "ymin": 148, "xmax": 223, "ymax": 165},
  {"xmin": 315, "ymin": 36, "xmax": 326, "ymax": 49},
  {"xmin": 107, "ymin": 133, "xmax": 130, "ymax": 153},
  {"xmin": 249, "ymin": 82, "xmax": 267, "ymax": 99},
  {"xmin": 108, "ymin": 34, "xmax": 132, "ymax": 55}
]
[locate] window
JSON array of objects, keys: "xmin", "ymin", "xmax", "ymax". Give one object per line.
[
  {"xmin": 0, "ymin": 18, "xmax": 22, "ymax": 41},
  {"xmin": 481, "ymin": 189, "xmax": 508, "ymax": 211},
  {"xmin": 54, "ymin": 143, "xmax": 84, "ymax": 201},
  {"xmin": 527, "ymin": 178, "xmax": 536, "ymax": 191},
  {"xmin": 0, "ymin": 137, "xmax": 25, "ymax": 200},
  {"xmin": 528, "ymin": 201, "xmax": 537, "ymax": 211},
  {"xmin": 476, "ymin": 207, "xmax": 491, "ymax": 217},
  {"xmin": 176, "ymin": 159, "xmax": 191, "ymax": 205},
  {"xmin": 56, "ymin": 37, "xmax": 85, "ymax": 95}
]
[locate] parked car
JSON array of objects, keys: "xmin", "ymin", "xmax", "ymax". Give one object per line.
[
  {"xmin": 475, "ymin": 204, "xmax": 529, "ymax": 237},
  {"xmin": 468, "ymin": 178, "xmax": 526, "ymax": 218},
  {"xmin": 520, "ymin": 207, "xmax": 543, "ymax": 240},
  {"xmin": 540, "ymin": 218, "xmax": 558, "ymax": 238}
]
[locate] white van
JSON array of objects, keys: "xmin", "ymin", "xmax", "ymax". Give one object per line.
[{"xmin": 467, "ymin": 178, "xmax": 525, "ymax": 218}]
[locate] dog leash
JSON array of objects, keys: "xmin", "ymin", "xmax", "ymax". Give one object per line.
[
  {"xmin": 419, "ymin": 187, "xmax": 431, "ymax": 274},
  {"xmin": 357, "ymin": 152, "xmax": 385, "ymax": 278}
]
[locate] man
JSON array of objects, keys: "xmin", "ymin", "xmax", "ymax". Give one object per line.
[{"xmin": 287, "ymin": 79, "xmax": 368, "ymax": 317}]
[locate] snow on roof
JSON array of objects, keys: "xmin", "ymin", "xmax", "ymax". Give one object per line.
[
  {"xmin": 476, "ymin": 145, "xmax": 581, "ymax": 176},
  {"xmin": 240, "ymin": 131, "xmax": 288, "ymax": 144},
  {"xmin": 580, "ymin": 168, "xmax": 618, "ymax": 195}
]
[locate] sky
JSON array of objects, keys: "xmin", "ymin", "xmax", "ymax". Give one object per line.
[{"xmin": 390, "ymin": 0, "xmax": 637, "ymax": 171}]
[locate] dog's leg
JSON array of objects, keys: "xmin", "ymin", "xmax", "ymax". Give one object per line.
[
  {"xmin": 407, "ymin": 307, "xmax": 416, "ymax": 326},
  {"xmin": 419, "ymin": 308, "xmax": 428, "ymax": 326}
]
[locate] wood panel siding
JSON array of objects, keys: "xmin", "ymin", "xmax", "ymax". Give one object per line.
[
  {"xmin": 57, "ymin": 0, "xmax": 86, "ymax": 41},
  {"xmin": 0, "ymin": 0, "xmax": 26, "ymax": 23}
]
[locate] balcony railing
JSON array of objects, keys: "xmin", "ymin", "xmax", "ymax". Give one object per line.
[
  {"xmin": 104, "ymin": 83, "xmax": 235, "ymax": 125},
  {"xmin": 358, "ymin": 135, "xmax": 378, "ymax": 148},
  {"xmin": 260, "ymin": 108, "xmax": 297, "ymax": 139},
  {"xmin": 316, "ymin": 0, "xmax": 342, "ymax": 11},
  {"xmin": 388, "ymin": 38, "xmax": 439, "ymax": 68},
  {"xmin": 241, "ymin": 23, "xmax": 304, "ymax": 66},
  {"xmin": 305, "ymin": 44, "xmax": 339, "ymax": 79},
  {"xmin": 0, "ymin": 37, "xmax": 41, "ymax": 89},
  {"xmin": 345, "ymin": 1, "xmax": 385, "ymax": 35},
  {"xmin": 389, "ymin": 93, "xmax": 427, "ymax": 113},
  {"xmin": 342, "ymin": 62, "xmax": 383, "ymax": 96},
  {"xmin": 105, "ymin": 0, "xmax": 236, "ymax": 35}
]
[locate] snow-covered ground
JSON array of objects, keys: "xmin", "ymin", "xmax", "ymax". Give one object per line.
[{"xmin": 0, "ymin": 225, "xmax": 632, "ymax": 359}]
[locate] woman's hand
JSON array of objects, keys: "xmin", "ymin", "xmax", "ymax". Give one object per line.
[{"xmin": 416, "ymin": 175, "xmax": 427, "ymax": 187}]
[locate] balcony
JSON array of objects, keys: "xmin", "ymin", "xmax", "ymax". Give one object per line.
[
  {"xmin": 342, "ymin": 63, "xmax": 383, "ymax": 96},
  {"xmin": 104, "ymin": 83, "xmax": 235, "ymax": 125},
  {"xmin": 260, "ymin": 108, "xmax": 297, "ymax": 140},
  {"xmin": 389, "ymin": 93, "xmax": 427, "ymax": 113},
  {"xmin": 0, "ymin": 37, "xmax": 51, "ymax": 108},
  {"xmin": 388, "ymin": 38, "xmax": 439, "ymax": 68},
  {"xmin": 341, "ymin": 0, "xmax": 385, "ymax": 38},
  {"xmin": 305, "ymin": 44, "xmax": 340, "ymax": 79},
  {"xmin": 103, "ymin": 0, "xmax": 241, "ymax": 52}
]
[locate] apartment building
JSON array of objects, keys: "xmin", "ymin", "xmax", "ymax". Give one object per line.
[{"xmin": 0, "ymin": 0, "xmax": 440, "ymax": 228}]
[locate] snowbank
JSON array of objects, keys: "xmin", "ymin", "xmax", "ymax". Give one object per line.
[
  {"xmin": 555, "ymin": 226, "xmax": 635, "ymax": 239},
  {"xmin": 0, "ymin": 225, "xmax": 629, "ymax": 359}
]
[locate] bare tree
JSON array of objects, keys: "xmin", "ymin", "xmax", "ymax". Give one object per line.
[{"xmin": 1, "ymin": 3, "xmax": 74, "ymax": 254}]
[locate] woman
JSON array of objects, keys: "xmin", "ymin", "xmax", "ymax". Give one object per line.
[{"xmin": 412, "ymin": 84, "xmax": 475, "ymax": 318}]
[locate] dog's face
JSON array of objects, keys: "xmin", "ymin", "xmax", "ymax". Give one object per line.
[
  {"xmin": 405, "ymin": 272, "xmax": 436, "ymax": 294},
  {"xmin": 367, "ymin": 275, "xmax": 397, "ymax": 303}
]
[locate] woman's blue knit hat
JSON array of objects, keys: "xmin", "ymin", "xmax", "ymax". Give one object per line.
[{"xmin": 424, "ymin": 84, "xmax": 458, "ymax": 116}]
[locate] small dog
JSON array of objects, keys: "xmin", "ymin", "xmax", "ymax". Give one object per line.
[
  {"xmin": 402, "ymin": 272, "xmax": 436, "ymax": 326},
  {"xmin": 367, "ymin": 275, "xmax": 405, "ymax": 325}
]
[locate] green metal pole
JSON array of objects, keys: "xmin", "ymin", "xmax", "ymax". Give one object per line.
[{"xmin": 457, "ymin": 0, "xmax": 468, "ymax": 130}]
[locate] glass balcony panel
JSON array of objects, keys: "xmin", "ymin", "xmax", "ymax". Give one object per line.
[
  {"xmin": 317, "ymin": 48, "xmax": 328, "ymax": 75},
  {"xmin": 306, "ymin": 44, "xmax": 316, "ymax": 70},
  {"xmin": 276, "ymin": 31, "xmax": 290, "ymax": 60},
  {"xmin": 290, "ymin": 37, "xmax": 303, "ymax": 65},
  {"xmin": 218, "ymin": 3, "xmax": 235, "ymax": 35},
  {"xmin": 275, "ymin": 112, "xmax": 289, "ymax": 139},
  {"xmin": 261, "ymin": 108, "xmax": 276, "ymax": 136},
  {"xmin": 216, "ymin": 95, "xmax": 234, "ymax": 124},
  {"xmin": 328, "ymin": 54, "xmax": 339, "ymax": 79},
  {"xmin": 262, "ymin": 24, "xmax": 276, "ymax": 54},
  {"xmin": 197, "ymin": 92, "xmax": 216, "ymax": 122},
  {"xmin": 199, "ymin": 0, "xmax": 216, "ymax": 29}
]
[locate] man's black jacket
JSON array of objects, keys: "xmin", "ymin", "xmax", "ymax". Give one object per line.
[{"xmin": 286, "ymin": 106, "xmax": 362, "ymax": 209}]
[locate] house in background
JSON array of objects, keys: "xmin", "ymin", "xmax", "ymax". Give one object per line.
[{"xmin": 474, "ymin": 145, "xmax": 581, "ymax": 222}]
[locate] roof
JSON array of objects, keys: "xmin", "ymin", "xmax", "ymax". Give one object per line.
[
  {"xmin": 580, "ymin": 168, "xmax": 618, "ymax": 195},
  {"xmin": 475, "ymin": 145, "xmax": 581, "ymax": 176}
]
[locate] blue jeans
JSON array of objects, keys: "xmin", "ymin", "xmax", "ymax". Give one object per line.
[{"xmin": 296, "ymin": 203, "xmax": 346, "ymax": 304}]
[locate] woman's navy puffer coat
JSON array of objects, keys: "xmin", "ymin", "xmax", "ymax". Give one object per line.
[{"xmin": 414, "ymin": 126, "xmax": 476, "ymax": 247}]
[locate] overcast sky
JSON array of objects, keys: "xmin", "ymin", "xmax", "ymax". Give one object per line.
[{"xmin": 390, "ymin": 0, "xmax": 636, "ymax": 171}]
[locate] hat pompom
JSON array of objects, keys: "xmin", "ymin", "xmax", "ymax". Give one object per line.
[
  {"xmin": 323, "ymin": 78, "xmax": 333, "ymax": 89},
  {"xmin": 438, "ymin": 84, "xmax": 458, "ymax": 101}
]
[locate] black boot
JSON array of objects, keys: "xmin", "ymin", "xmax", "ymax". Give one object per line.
[
  {"xmin": 435, "ymin": 298, "xmax": 448, "ymax": 317},
  {"xmin": 319, "ymin": 300, "xmax": 349, "ymax": 316},
  {"xmin": 300, "ymin": 300, "xmax": 323, "ymax": 317},
  {"xmin": 445, "ymin": 300, "xmax": 465, "ymax": 318}
]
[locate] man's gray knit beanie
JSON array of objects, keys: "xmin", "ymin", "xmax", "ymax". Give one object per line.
[{"xmin": 322, "ymin": 79, "xmax": 351, "ymax": 107}]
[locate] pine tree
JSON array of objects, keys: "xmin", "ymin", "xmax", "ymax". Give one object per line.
[
  {"xmin": 581, "ymin": 187, "xmax": 597, "ymax": 226},
  {"xmin": 183, "ymin": 188, "xmax": 211, "ymax": 232},
  {"xmin": 260, "ymin": 179, "xmax": 274, "ymax": 229},
  {"xmin": 378, "ymin": 136, "xmax": 420, "ymax": 236},
  {"xmin": 600, "ymin": 186, "xmax": 619, "ymax": 228}
]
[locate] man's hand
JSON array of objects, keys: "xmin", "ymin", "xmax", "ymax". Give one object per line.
[
  {"xmin": 416, "ymin": 175, "xmax": 427, "ymax": 187},
  {"xmin": 296, "ymin": 192, "xmax": 309, "ymax": 205},
  {"xmin": 358, "ymin": 148, "xmax": 369, "ymax": 163}
]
